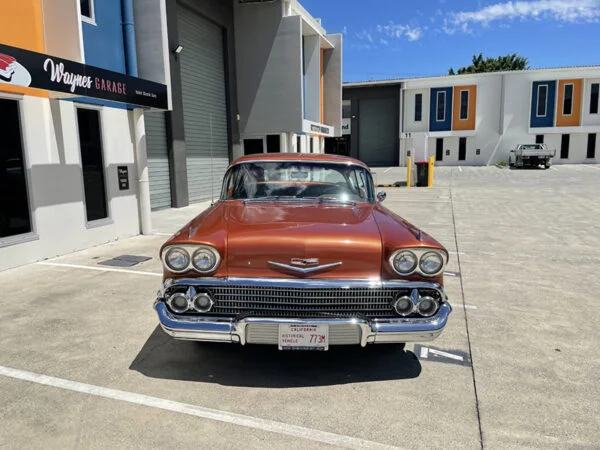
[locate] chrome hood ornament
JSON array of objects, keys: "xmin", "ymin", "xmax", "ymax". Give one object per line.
[{"xmin": 268, "ymin": 259, "xmax": 342, "ymax": 274}]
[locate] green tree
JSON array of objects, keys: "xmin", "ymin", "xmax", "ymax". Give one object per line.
[{"xmin": 449, "ymin": 53, "xmax": 529, "ymax": 75}]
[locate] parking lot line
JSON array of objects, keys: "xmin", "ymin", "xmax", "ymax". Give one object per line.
[
  {"xmin": 36, "ymin": 262, "xmax": 162, "ymax": 277},
  {"xmin": 0, "ymin": 365, "xmax": 399, "ymax": 450}
]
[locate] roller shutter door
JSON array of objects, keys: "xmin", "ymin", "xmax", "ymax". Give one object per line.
[
  {"xmin": 177, "ymin": 6, "xmax": 229, "ymax": 203},
  {"xmin": 358, "ymin": 98, "xmax": 398, "ymax": 167},
  {"xmin": 145, "ymin": 112, "xmax": 171, "ymax": 210}
]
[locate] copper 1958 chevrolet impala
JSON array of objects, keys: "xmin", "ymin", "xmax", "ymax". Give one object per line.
[{"xmin": 154, "ymin": 153, "xmax": 451, "ymax": 350}]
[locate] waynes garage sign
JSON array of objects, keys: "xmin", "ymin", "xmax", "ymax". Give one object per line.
[{"xmin": 0, "ymin": 43, "xmax": 168, "ymax": 109}]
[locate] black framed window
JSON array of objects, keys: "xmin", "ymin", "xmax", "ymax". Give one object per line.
[
  {"xmin": 436, "ymin": 91, "xmax": 445, "ymax": 121},
  {"xmin": 80, "ymin": 0, "xmax": 94, "ymax": 20},
  {"xmin": 243, "ymin": 138, "xmax": 263, "ymax": 155},
  {"xmin": 459, "ymin": 137, "xmax": 467, "ymax": 161},
  {"xmin": 414, "ymin": 93, "xmax": 422, "ymax": 122},
  {"xmin": 590, "ymin": 83, "xmax": 599, "ymax": 115},
  {"xmin": 266, "ymin": 135, "xmax": 280, "ymax": 153},
  {"xmin": 459, "ymin": 90, "xmax": 469, "ymax": 120},
  {"xmin": 587, "ymin": 134, "xmax": 597, "ymax": 159},
  {"xmin": 535, "ymin": 135, "xmax": 544, "ymax": 144},
  {"xmin": 560, "ymin": 134, "xmax": 570, "ymax": 159},
  {"xmin": 310, "ymin": 138, "xmax": 314, "ymax": 153},
  {"xmin": 563, "ymin": 84, "xmax": 574, "ymax": 115},
  {"xmin": 537, "ymin": 85, "xmax": 548, "ymax": 117},
  {"xmin": 77, "ymin": 108, "xmax": 108, "ymax": 222},
  {"xmin": 436, "ymin": 138, "xmax": 443, "ymax": 161},
  {"xmin": 0, "ymin": 99, "xmax": 32, "ymax": 239},
  {"xmin": 296, "ymin": 135, "xmax": 301, "ymax": 153}
]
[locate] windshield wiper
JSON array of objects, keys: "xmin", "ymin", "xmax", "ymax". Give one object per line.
[
  {"xmin": 243, "ymin": 196, "xmax": 310, "ymax": 203},
  {"xmin": 300, "ymin": 196, "xmax": 357, "ymax": 206}
]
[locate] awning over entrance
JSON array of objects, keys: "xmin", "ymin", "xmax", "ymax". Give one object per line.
[{"xmin": 0, "ymin": 43, "xmax": 168, "ymax": 109}]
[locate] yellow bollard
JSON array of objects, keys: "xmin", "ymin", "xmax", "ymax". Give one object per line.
[
  {"xmin": 427, "ymin": 156, "xmax": 434, "ymax": 188},
  {"xmin": 406, "ymin": 156, "xmax": 412, "ymax": 188}
]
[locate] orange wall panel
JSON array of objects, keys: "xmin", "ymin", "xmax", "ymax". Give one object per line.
[
  {"xmin": 452, "ymin": 85, "xmax": 477, "ymax": 131},
  {"xmin": 0, "ymin": 0, "xmax": 47, "ymax": 97},
  {"xmin": 556, "ymin": 79, "xmax": 582, "ymax": 127}
]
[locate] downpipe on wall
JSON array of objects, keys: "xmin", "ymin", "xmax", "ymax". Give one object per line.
[{"xmin": 133, "ymin": 108, "xmax": 153, "ymax": 235}]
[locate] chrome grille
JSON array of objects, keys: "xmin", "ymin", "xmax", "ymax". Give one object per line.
[{"xmin": 165, "ymin": 285, "xmax": 443, "ymax": 319}]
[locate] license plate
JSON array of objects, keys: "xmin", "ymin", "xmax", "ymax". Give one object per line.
[{"xmin": 278, "ymin": 324, "xmax": 329, "ymax": 351}]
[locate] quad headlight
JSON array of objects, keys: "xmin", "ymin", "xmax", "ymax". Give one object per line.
[
  {"xmin": 162, "ymin": 245, "xmax": 221, "ymax": 274},
  {"xmin": 389, "ymin": 248, "xmax": 446, "ymax": 277}
]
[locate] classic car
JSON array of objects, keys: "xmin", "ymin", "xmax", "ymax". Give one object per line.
[
  {"xmin": 154, "ymin": 154, "xmax": 452, "ymax": 350},
  {"xmin": 508, "ymin": 143, "xmax": 556, "ymax": 169}
]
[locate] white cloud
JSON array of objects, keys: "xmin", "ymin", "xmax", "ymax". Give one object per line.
[
  {"xmin": 378, "ymin": 23, "xmax": 424, "ymax": 41},
  {"xmin": 356, "ymin": 31, "xmax": 374, "ymax": 43},
  {"xmin": 380, "ymin": 39, "xmax": 389, "ymax": 45},
  {"xmin": 342, "ymin": 26, "xmax": 348, "ymax": 35},
  {"xmin": 445, "ymin": 0, "xmax": 600, "ymax": 34}
]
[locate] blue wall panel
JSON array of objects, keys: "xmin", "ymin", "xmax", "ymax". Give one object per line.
[
  {"xmin": 530, "ymin": 80, "xmax": 556, "ymax": 128},
  {"xmin": 429, "ymin": 87, "xmax": 453, "ymax": 131},
  {"xmin": 82, "ymin": 0, "xmax": 127, "ymax": 74}
]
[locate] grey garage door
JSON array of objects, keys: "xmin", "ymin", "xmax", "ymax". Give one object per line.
[
  {"xmin": 177, "ymin": 5, "xmax": 229, "ymax": 203},
  {"xmin": 358, "ymin": 98, "xmax": 398, "ymax": 167},
  {"xmin": 145, "ymin": 112, "xmax": 171, "ymax": 210}
]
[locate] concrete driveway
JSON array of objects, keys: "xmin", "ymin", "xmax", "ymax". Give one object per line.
[{"xmin": 1, "ymin": 164, "xmax": 599, "ymax": 449}]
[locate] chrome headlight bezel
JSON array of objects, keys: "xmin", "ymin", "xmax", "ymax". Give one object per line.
[
  {"xmin": 389, "ymin": 250, "xmax": 419, "ymax": 275},
  {"xmin": 162, "ymin": 244, "xmax": 221, "ymax": 274},
  {"xmin": 389, "ymin": 248, "xmax": 447, "ymax": 277}
]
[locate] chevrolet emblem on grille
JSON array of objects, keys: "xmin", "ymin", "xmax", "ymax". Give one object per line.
[{"xmin": 291, "ymin": 258, "xmax": 319, "ymax": 267}]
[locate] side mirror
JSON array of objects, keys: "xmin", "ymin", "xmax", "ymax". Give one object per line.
[{"xmin": 377, "ymin": 191, "xmax": 386, "ymax": 203}]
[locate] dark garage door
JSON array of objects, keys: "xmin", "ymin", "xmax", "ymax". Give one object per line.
[{"xmin": 358, "ymin": 98, "xmax": 397, "ymax": 167}]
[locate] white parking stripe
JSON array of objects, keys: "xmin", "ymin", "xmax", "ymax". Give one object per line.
[
  {"xmin": 464, "ymin": 305, "xmax": 478, "ymax": 310},
  {"xmin": 420, "ymin": 347, "xmax": 429, "ymax": 359},
  {"xmin": 0, "ymin": 365, "xmax": 398, "ymax": 450},
  {"xmin": 458, "ymin": 166, "xmax": 463, "ymax": 172},
  {"xmin": 37, "ymin": 262, "xmax": 162, "ymax": 277},
  {"xmin": 428, "ymin": 349, "xmax": 464, "ymax": 361},
  {"xmin": 154, "ymin": 232, "xmax": 173, "ymax": 236}
]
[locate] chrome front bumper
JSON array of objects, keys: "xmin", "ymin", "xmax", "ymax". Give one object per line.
[{"xmin": 154, "ymin": 278, "xmax": 452, "ymax": 347}]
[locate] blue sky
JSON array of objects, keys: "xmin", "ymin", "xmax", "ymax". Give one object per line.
[{"xmin": 301, "ymin": 0, "xmax": 600, "ymax": 82}]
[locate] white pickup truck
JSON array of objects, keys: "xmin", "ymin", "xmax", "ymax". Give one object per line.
[{"xmin": 508, "ymin": 144, "xmax": 556, "ymax": 169}]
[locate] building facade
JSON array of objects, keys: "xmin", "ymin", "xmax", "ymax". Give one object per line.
[
  {"xmin": 339, "ymin": 67, "xmax": 600, "ymax": 167},
  {"xmin": 0, "ymin": 0, "xmax": 159, "ymax": 272},
  {"xmin": 142, "ymin": 0, "xmax": 342, "ymax": 210}
]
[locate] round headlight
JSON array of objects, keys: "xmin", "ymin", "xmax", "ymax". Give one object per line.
[
  {"xmin": 167, "ymin": 292, "xmax": 189, "ymax": 314},
  {"xmin": 392, "ymin": 250, "xmax": 418, "ymax": 275},
  {"xmin": 192, "ymin": 247, "xmax": 219, "ymax": 273},
  {"xmin": 393, "ymin": 296, "xmax": 415, "ymax": 316},
  {"xmin": 419, "ymin": 251, "xmax": 444, "ymax": 275},
  {"xmin": 165, "ymin": 247, "xmax": 190, "ymax": 272},
  {"xmin": 417, "ymin": 297, "xmax": 438, "ymax": 317}
]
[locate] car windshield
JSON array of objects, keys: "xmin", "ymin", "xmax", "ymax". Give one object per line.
[
  {"xmin": 221, "ymin": 161, "xmax": 375, "ymax": 203},
  {"xmin": 521, "ymin": 144, "xmax": 544, "ymax": 150}
]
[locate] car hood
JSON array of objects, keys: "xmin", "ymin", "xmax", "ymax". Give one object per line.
[{"xmin": 225, "ymin": 202, "xmax": 382, "ymax": 279}]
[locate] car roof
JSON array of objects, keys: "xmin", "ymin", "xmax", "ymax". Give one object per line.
[{"xmin": 230, "ymin": 153, "xmax": 369, "ymax": 168}]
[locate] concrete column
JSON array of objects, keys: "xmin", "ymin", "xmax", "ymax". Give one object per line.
[
  {"xmin": 133, "ymin": 108, "xmax": 152, "ymax": 235},
  {"xmin": 319, "ymin": 136, "xmax": 325, "ymax": 153},
  {"xmin": 280, "ymin": 132, "xmax": 288, "ymax": 152}
]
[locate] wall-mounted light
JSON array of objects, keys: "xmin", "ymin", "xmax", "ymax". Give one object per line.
[{"xmin": 173, "ymin": 45, "xmax": 184, "ymax": 54}]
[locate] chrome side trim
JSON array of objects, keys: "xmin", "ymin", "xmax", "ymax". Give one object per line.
[{"xmin": 267, "ymin": 261, "xmax": 343, "ymax": 274}]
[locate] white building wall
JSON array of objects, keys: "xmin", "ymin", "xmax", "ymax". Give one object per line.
[
  {"xmin": 404, "ymin": 89, "xmax": 430, "ymax": 133},
  {"xmin": 582, "ymin": 78, "xmax": 600, "ymax": 127},
  {"xmin": 0, "ymin": 97, "xmax": 141, "ymax": 271}
]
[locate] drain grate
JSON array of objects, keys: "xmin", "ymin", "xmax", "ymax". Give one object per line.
[{"xmin": 98, "ymin": 254, "xmax": 152, "ymax": 267}]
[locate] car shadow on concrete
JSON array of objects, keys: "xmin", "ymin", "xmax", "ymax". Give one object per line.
[{"xmin": 129, "ymin": 326, "xmax": 421, "ymax": 388}]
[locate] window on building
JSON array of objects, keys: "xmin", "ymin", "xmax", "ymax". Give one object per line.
[
  {"xmin": 537, "ymin": 85, "xmax": 548, "ymax": 117},
  {"xmin": 536, "ymin": 135, "xmax": 544, "ymax": 144},
  {"xmin": 77, "ymin": 108, "xmax": 108, "ymax": 222},
  {"xmin": 310, "ymin": 137, "xmax": 314, "ymax": 153},
  {"xmin": 80, "ymin": 0, "xmax": 95, "ymax": 22},
  {"xmin": 342, "ymin": 100, "xmax": 351, "ymax": 118},
  {"xmin": 296, "ymin": 135, "xmax": 301, "ymax": 153},
  {"xmin": 243, "ymin": 139, "xmax": 263, "ymax": 155},
  {"xmin": 560, "ymin": 134, "xmax": 570, "ymax": 159},
  {"xmin": 436, "ymin": 91, "xmax": 446, "ymax": 122},
  {"xmin": 588, "ymin": 134, "xmax": 597, "ymax": 159},
  {"xmin": 459, "ymin": 90, "xmax": 469, "ymax": 120},
  {"xmin": 436, "ymin": 138, "xmax": 443, "ymax": 161},
  {"xmin": 266, "ymin": 135, "xmax": 280, "ymax": 153},
  {"xmin": 0, "ymin": 99, "xmax": 32, "ymax": 239},
  {"xmin": 590, "ymin": 83, "xmax": 599, "ymax": 115},
  {"xmin": 459, "ymin": 137, "xmax": 467, "ymax": 161},
  {"xmin": 563, "ymin": 84, "xmax": 574, "ymax": 116},
  {"xmin": 414, "ymin": 93, "xmax": 422, "ymax": 122}
]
